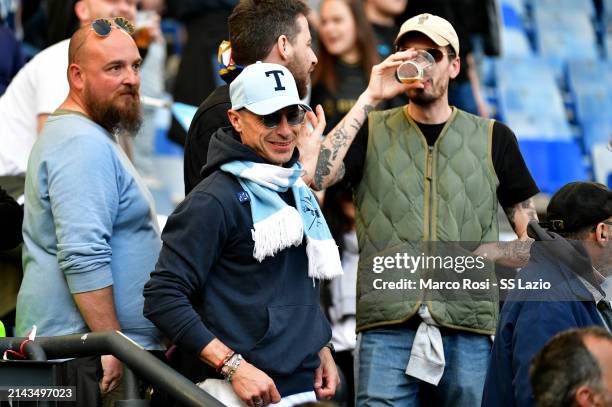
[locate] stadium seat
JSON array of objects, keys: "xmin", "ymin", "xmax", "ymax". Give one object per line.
[
  {"xmin": 592, "ymin": 144, "xmax": 612, "ymax": 187},
  {"xmin": 501, "ymin": 3, "xmax": 523, "ymax": 30},
  {"xmin": 501, "ymin": 28, "xmax": 533, "ymax": 57},
  {"xmin": 532, "ymin": 6, "xmax": 598, "ymax": 59},
  {"xmin": 582, "ymin": 120, "xmax": 612, "ymax": 151},
  {"xmin": 496, "ymin": 57, "xmax": 572, "ymax": 140},
  {"xmin": 518, "ymin": 139, "xmax": 588, "ymax": 194}
]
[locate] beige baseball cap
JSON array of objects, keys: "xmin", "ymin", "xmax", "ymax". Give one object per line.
[{"xmin": 394, "ymin": 13, "xmax": 460, "ymax": 56}]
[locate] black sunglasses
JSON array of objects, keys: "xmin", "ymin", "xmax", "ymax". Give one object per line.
[
  {"xmin": 426, "ymin": 48, "xmax": 455, "ymax": 62},
  {"xmin": 397, "ymin": 47, "xmax": 455, "ymax": 62},
  {"xmin": 259, "ymin": 106, "xmax": 306, "ymax": 129},
  {"xmin": 91, "ymin": 17, "xmax": 135, "ymax": 37}
]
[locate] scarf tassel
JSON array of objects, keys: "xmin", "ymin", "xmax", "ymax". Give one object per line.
[
  {"xmin": 306, "ymin": 236, "xmax": 344, "ymax": 280},
  {"xmin": 252, "ymin": 206, "xmax": 304, "ymax": 262}
]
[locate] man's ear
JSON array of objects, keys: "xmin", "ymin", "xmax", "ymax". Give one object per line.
[
  {"xmin": 277, "ymin": 35, "xmax": 291, "ymax": 60},
  {"xmin": 449, "ymin": 56, "xmax": 460, "ymax": 80},
  {"xmin": 595, "ymin": 222, "xmax": 608, "ymax": 244},
  {"xmin": 227, "ymin": 109, "xmax": 243, "ymax": 133},
  {"xmin": 574, "ymin": 385, "xmax": 598, "ymax": 407},
  {"xmin": 74, "ymin": 1, "xmax": 89, "ymax": 22},
  {"xmin": 68, "ymin": 63, "xmax": 85, "ymax": 91}
]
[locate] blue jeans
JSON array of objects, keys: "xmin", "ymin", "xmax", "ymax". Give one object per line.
[{"xmin": 356, "ymin": 324, "xmax": 491, "ymax": 407}]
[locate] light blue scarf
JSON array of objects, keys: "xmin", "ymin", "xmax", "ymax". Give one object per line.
[{"xmin": 221, "ymin": 160, "xmax": 343, "ymax": 280}]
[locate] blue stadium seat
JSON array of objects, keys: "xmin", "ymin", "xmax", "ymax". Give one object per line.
[
  {"xmin": 582, "ymin": 119, "xmax": 612, "ymax": 151},
  {"xmin": 495, "ymin": 57, "xmax": 572, "ymax": 140},
  {"xmin": 518, "ymin": 139, "xmax": 588, "ymax": 194},
  {"xmin": 532, "ymin": 6, "xmax": 598, "ymax": 59},
  {"xmin": 501, "ymin": 28, "xmax": 533, "ymax": 57},
  {"xmin": 566, "ymin": 60, "xmax": 609, "ymax": 91},
  {"xmin": 592, "ymin": 144, "xmax": 612, "ymax": 188},
  {"xmin": 573, "ymin": 87, "xmax": 612, "ymax": 124},
  {"xmin": 501, "ymin": 3, "xmax": 523, "ymax": 30}
]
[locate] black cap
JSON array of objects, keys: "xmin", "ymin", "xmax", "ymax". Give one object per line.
[{"xmin": 546, "ymin": 182, "xmax": 612, "ymax": 233}]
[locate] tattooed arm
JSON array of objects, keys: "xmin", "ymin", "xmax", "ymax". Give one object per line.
[
  {"xmin": 473, "ymin": 197, "xmax": 539, "ymax": 268},
  {"xmin": 313, "ymin": 100, "xmax": 372, "ymax": 189},
  {"xmin": 311, "ymin": 50, "xmax": 419, "ymax": 190},
  {"xmin": 503, "ymin": 197, "xmax": 539, "ymax": 240}
]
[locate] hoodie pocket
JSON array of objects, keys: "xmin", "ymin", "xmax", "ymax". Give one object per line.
[{"xmin": 246, "ymin": 304, "xmax": 331, "ymax": 375}]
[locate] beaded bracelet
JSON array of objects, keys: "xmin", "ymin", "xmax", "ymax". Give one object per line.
[{"xmin": 221, "ymin": 353, "xmax": 243, "ymax": 382}]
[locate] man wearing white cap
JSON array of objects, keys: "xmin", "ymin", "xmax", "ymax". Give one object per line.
[
  {"xmin": 308, "ymin": 13, "xmax": 540, "ymax": 406},
  {"xmin": 144, "ymin": 62, "xmax": 340, "ymax": 407}
]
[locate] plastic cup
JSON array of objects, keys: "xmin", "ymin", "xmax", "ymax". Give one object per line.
[
  {"xmin": 134, "ymin": 10, "xmax": 155, "ymax": 49},
  {"xmin": 396, "ymin": 50, "xmax": 436, "ymax": 84}
]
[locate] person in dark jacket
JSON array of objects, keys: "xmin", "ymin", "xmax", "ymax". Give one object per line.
[
  {"xmin": 183, "ymin": 0, "xmax": 319, "ymax": 194},
  {"xmin": 482, "ymin": 181, "xmax": 612, "ymax": 407},
  {"xmin": 144, "ymin": 63, "xmax": 340, "ymax": 407}
]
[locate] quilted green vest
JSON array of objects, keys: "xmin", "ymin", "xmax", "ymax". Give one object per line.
[{"xmin": 354, "ymin": 107, "xmax": 500, "ymax": 334}]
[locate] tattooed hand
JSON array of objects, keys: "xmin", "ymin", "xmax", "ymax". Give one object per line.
[
  {"xmin": 504, "ymin": 197, "xmax": 539, "ymax": 240},
  {"xmin": 298, "ymin": 105, "xmax": 326, "ymax": 186}
]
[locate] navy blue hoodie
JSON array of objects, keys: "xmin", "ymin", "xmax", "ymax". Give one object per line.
[{"xmin": 143, "ymin": 127, "xmax": 331, "ymax": 396}]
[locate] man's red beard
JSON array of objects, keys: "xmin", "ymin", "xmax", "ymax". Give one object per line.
[{"xmin": 84, "ymin": 85, "xmax": 142, "ymax": 134}]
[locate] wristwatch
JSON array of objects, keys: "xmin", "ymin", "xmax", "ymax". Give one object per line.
[{"xmin": 323, "ymin": 342, "xmax": 336, "ymax": 358}]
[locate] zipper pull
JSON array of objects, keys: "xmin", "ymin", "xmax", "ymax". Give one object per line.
[{"xmin": 426, "ymin": 147, "xmax": 433, "ymax": 180}]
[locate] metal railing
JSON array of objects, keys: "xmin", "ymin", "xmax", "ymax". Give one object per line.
[{"xmin": 0, "ymin": 331, "xmax": 225, "ymax": 407}]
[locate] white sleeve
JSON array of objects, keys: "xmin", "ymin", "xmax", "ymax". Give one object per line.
[{"xmin": 33, "ymin": 41, "xmax": 70, "ymax": 115}]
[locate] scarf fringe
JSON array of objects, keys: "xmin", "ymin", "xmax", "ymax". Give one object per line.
[
  {"xmin": 252, "ymin": 206, "xmax": 304, "ymax": 262},
  {"xmin": 306, "ymin": 236, "xmax": 344, "ymax": 280}
]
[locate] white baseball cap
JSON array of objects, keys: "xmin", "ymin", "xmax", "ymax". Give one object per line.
[{"xmin": 230, "ymin": 62, "xmax": 312, "ymax": 115}]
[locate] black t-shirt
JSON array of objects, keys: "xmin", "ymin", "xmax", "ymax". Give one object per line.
[
  {"xmin": 311, "ymin": 61, "xmax": 369, "ymax": 134},
  {"xmin": 370, "ymin": 23, "xmax": 408, "ymax": 108},
  {"xmin": 343, "ymin": 113, "xmax": 539, "ymax": 208},
  {"xmin": 371, "ymin": 23, "xmax": 398, "ymax": 59}
]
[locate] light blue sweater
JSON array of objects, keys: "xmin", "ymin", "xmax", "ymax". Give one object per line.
[{"xmin": 16, "ymin": 112, "xmax": 163, "ymax": 350}]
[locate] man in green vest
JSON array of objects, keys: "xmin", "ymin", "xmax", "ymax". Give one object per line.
[{"xmin": 311, "ymin": 13, "xmax": 540, "ymax": 407}]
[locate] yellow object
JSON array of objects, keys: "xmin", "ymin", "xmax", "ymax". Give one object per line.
[{"xmin": 0, "ymin": 320, "xmax": 5, "ymax": 337}]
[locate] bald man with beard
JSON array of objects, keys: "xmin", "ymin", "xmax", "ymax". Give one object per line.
[{"xmin": 15, "ymin": 24, "xmax": 163, "ymax": 407}]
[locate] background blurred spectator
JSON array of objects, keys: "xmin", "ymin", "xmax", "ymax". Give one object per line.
[
  {"xmin": 46, "ymin": 0, "xmax": 80, "ymax": 46},
  {"xmin": 363, "ymin": 0, "xmax": 406, "ymax": 58},
  {"xmin": 165, "ymin": 0, "xmax": 238, "ymax": 147},
  {"xmin": 530, "ymin": 327, "xmax": 612, "ymax": 407},
  {"xmin": 132, "ymin": 3, "xmax": 167, "ymax": 184},
  {"xmin": 0, "ymin": 24, "xmax": 24, "ymax": 95},
  {"xmin": 362, "ymin": 0, "xmax": 406, "ymax": 107},
  {"xmin": 311, "ymin": 0, "xmax": 379, "ymax": 132}
]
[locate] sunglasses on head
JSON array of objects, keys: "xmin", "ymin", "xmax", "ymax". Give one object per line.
[
  {"xmin": 91, "ymin": 17, "xmax": 135, "ymax": 37},
  {"xmin": 259, "ymin": 106, "xmax": 306, "ymax": 128}
]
